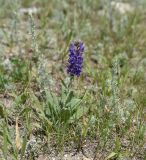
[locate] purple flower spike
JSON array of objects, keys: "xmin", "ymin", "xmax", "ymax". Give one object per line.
[{"xmin": 67, "ymin": 41, "xmax": 84, "ymax": 77}]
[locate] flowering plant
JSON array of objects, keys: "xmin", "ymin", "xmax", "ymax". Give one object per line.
[{"xmin": 67, "ymin": 41, "xmax": 84, "ymax": 77}]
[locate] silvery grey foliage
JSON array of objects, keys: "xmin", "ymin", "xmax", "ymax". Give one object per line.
[
  {"xmin": 37, "ymin": 56, "xmax": 54, "ymax": 90},
  {"xmin": 2, "ymin": 58, "xmax": 12, "ymax": 71},
  {"xmin": 25, "ymin": 136, "xmax": 43, "ymax": 159}
]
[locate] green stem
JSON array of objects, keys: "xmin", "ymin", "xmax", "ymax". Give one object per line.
[{"xmin": 68, "ymin": 76, "xmax": 74, "ymax": 89}]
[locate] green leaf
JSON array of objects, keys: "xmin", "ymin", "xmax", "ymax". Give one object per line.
[
  {"xmin": 65, "ymin": 90, "xmax": 74, "ymax": 105},
  {"xmin": 46, "ymin": 91, "xmax": 58, "ymax": 106},
  {"xmin": 60, "ymin": 108, "xmax": 71, "ymax": 122},
  {"xmin": 0, "ymin": 131, "xmax": 3, "ymax": 136},
  {"xmin": 0, "ymin": 105, "xmax": 4, "ymax": 118},
  {"xmin": 61, "ymin": 79, "xmax": 67, "ymax": 88},
  {"xmin": 20, "ymin": 134, "xmax": 27, "ymax": 158},
  {"xmin": 15, "ymin": 94, "xmax": 27, "ymax": 106},
  {"xmin": 67, "ymin": 98, "xmax": 81, "ymax": 109},
  {"xmin": 19, "ymin": 108, "xmax": 31, "ymax": 116},
  {"xmin": 70, "ymin": 105, "xmax": 89, "ymax": 123},
  {"xmin": 62, "ymin": 30, "xmax": 72, "ymax": 59},
  {"xmin": 105, "ymin": 152, "xmax": 117, "ymax": 160}
]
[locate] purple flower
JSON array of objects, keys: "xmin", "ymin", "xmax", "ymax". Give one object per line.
[{"xmin": 67, "ymin": 41, "xmax": 84, "ymax": 77}]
